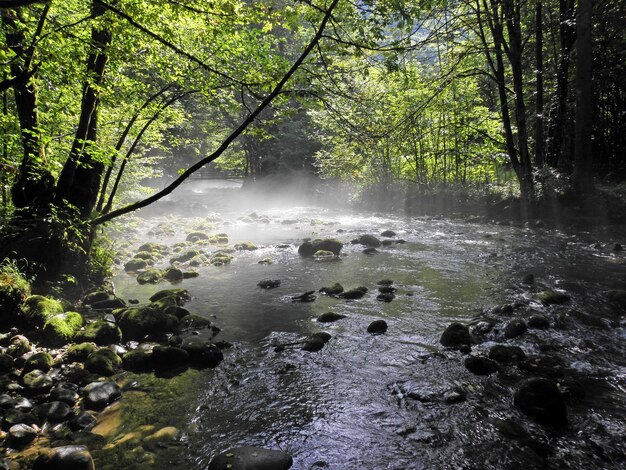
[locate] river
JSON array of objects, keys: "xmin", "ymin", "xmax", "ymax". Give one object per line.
[{"xmin": 102, "ymin": 179, "xmax": 626, "ymax": 470}]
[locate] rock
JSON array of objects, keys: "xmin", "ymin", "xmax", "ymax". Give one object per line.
[
  {"xmin": 567, "ymin": 309, "xmax": 611, "ymax": 328},
  {"xmin": 354, "ymin": 234, "xmax": 381, "ymax": 247},
  {"xmin": 183, "ymin": 271, "xmax": 200, "ymax": 279},
  {"xmin": 518, "ymin": 355, "xmax": 565, "ymax": 378},
  {"xmin": 258, "ymin": 279, "xmax": 281, "ymax": 289},
  {"xmin": 319, "ymin": 283, "xmax": 344, "ymax": 296},
  {"xmin": 75, "ymin": 320, "xmax": 122, "ymax": 346},
  {"xmin": 538, "ymin": 290, "xmax": 570, "ymax": 305},
  {"xmin": 298, "ymin": 239, "xmax": 343, "ymax": 257},
  {"xmin": 258, "ymin": 257, "xmax": 273, "ymax": 265},
  {"xmin": 137, "ymin": 269, "xmax": 164, "ymax": 284},
  {"xmin": 317, "ymin": 312, "xmax": 347, "ymax": 323},
  {"xmin": 208, "ymin": 446, "xmax": 293, "ymax": 470},
  {"xmin": 170, "ymin": 250, "xmax": 203, "ymax": 264},
  {"xmin": 443, "ymin": 387, "xmax": 467, "ymax": 404},
  {"xmin": 21, "ymin": 369, "xmax": 54, "ymax": 394},
  {"xmin": 488, "ymin": 345, "xmax": 526, "ymax": 363},
  {"xmin": 149, "ymin": 288, "xmax": 191, "ymax": 304},
  {"xmin": 504, "ymin": 319, "xmax": 527, "ymax": 339},
  {"xmin": 163, "ymin": 306, "xmax": 191, "ymax": 319},
  {"xmin": 186, "ymin": 231, "xmax": 209, "ymax": 242},
  {"xmin": 113, "ymin": 306, "xmax": 179, "ymax": 341},
  {"xmin": 82, "ymin": 291, "xmax": 111, "ymax": 306},
  {"xmin": 9, "ymin": 396, "xmax": 32, "ymax": 411},
  {"xmin": 301, "ymin": 336, "xmax": 326, "ymax": 352},
  {"xmin": 234, "ymin": 241, "xmax": 258, "ymax": 251},
  {"xmin": 9, "ymin": 423, "xmax": 37, "ymax": 446},
  {"xmin": 82, "ymin": 381, "xmax": 121, "ymax": 411},
  {"xmin": 68, "ymin": 411, "xmax": 96, "ymax": 431},
  {"xmin": 367, "ymin": 319, "xmax": 388, "ymax": 334},
  {"xmin": 382, "ymin": 240, "xmax": 393, "ymax": 246},
  {"xmin": 313, "ymin": 250, "xmax": 337, "ymax": 260},
  {"xmin": 376, "ymin": 293, "xmax": 395, "ymax": 302},
  {"xmin": 378, "ymin": 286, "xmax": 397, "ymax": 294},
  {"xmin": 122, "ymin": 349, "xmax": 153, "ymax": 372},
  {"xmin": 208, "ymin": 233, "xmax": 229, "ymax": 244},
  {"xmin": 440, "ymin": 323, "xmax": 471, "ymax": 349},
  {"xmin": 21, "ymin": 295, "xmax": 64, "ymax": 326},
  {"xmin": 124, "ymin": 258, "xmax": 148, "ymax": 272},
  {"xmin": 84, "ymin": 348, "xmax": 122, "ymax": 376},
  {"xmin": 23, "ymin": 351, "xmax": 54, "ymax": 373},
  {"xmin": 311, "ymin": 332, "xmax": 332, "ymax": 343},
  {"xmin": 3, "ymin": 408, "xmax": 37, "ymax": 429},
  {"xmin": 613, "ymin": 243, "xmax": 623, "ymax": 252},
  {"xmin": 90, "ymin": 298, "xmax": 126, "ymax": 310},
  {"xmin": 528, "ymin": 315, "xmax": 550, "ymax": 329},
  {"xmin": 0, "ymin": 353, "xmax": 14, "ymax": 373},
  {"xmin": 339, "ymin": 287, "xmax": 368, "ymax": 299},
  {"xmin": 33, "ymin": 445, "xmax": 95, "ymax": 470},
  {"xmin": 180, "ymin": 337, "xmax": 224, "ymax": 368},
  {"xmin": 291, "ymin": 291, "xmax": 316, "ymax": 302},
  {"xmin": 67, "ymin": 342, "xmax": 97, "ymax": 362},
  {"xmin": 42, "ymin": 312, "xmax": 84, "ymax": 346},
  {"xmin": 377, "ymin": 279, "xmax": 394, "ymax": 286},
  {"xmin": 513, "ymin": 378, "xmax": 567, "ymax": 426},
  {"xmin": 180, "ymin": 314, "xmax": 215, "ymax": 330},
  {"xmin": 381, "ymin": 230, "xmax": 396, "ymax": 237},
  {"xmin": 464, "ymin": 356, "xmax": 500, "ymax": 375},
  {"xmin": 164, "ymin": 267, "xmax": 184, "ymax": 281},
  {"xmin": 50, "ymin": 386, "xmax": 80, "ymax": 406},
  {"xmin": 35, "ymin": 401, "xmax": 72, "ymax": 422},
  {"xmin": 522, "ymin": 273, "xmax": 535, "ymax": 285},
  {"xmin": 362, "ymin": 247, "xmax": 378, "ymax": 255},
  {"xmin": 151, "ymin": 346, "xmax": 189, "ymax": 370}
]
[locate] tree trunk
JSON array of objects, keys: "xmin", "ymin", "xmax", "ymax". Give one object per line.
[
  {"xmin": 572, "ymin": 0, "xmax": 594, "ymax": 192},
  {"xmin": 535, "ymin": 0, "xmax": 545, "ymax": 167}
]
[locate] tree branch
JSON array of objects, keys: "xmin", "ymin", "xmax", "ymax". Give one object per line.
[{"xmin": 91, "ymin": 0, "xmax": 340, "ymax": 226}]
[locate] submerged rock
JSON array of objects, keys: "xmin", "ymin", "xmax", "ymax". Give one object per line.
[
  {"xmin": 339, "ymin": 287, "xmax": 368, "ymax": 300},
  {"xmin": 208, "ymin": 446, "xmax": 293, "ymax": 470},
  {"xmin": 316, "ymin": 312, "xmax": 346, "ymax": 323},
  {"xmin": 258, "ymin": 279, "xmax": 281, "ymax": 289},
  {"xmin": 440, "ymin": 323, "xmax": 471, "ymax": 350},
  {"xmin": 353, "ymin": 234, "xmax": 382, "ymax": 247},
  {"xmin": 291, "ymin": 291, "xmax": 316, "ymax": 302},
  {"xmin": 301, "ymin": 336, "xmax": 326, "ymax": 352},
  {"xmin": 362, "ymin": 247, "xmax": 378, "ymax": 255},
  {"xmin": 464, "ymin": 356, "xmax": 500, "ymax": 375},
  {"xmin": 319, "ymin": 283, "xmax": 344, "ymax": 296},
  {"xmin": 367, "ymin": 319, "xmax": 388, "ymax": 334},
  {"xmin": 513, "ymin": 378, "xmax": 567, "ymax": 426}
]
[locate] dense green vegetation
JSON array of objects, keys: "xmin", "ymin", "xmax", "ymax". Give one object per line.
[{"xmin": 1, "ymin": 0, "xmax": 625, "ymax": 284}]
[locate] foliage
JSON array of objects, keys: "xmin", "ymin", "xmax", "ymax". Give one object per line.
[{"xmin": 0, "ymin": 259, "xmax": 31, "ymax": 320}]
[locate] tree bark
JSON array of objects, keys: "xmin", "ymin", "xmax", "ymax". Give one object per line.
[{"xmin": 535, "ymin": 0, "xmax": 544, "ymax": 167}]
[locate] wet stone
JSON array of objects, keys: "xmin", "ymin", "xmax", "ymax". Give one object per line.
[
  {"xmin": 258, "ymin": 279, "xmax": 281, "ymax": 289},
  {"xmin": 10, "ymin": 396, "xmax": 33, "ymax": 412},
  {"xmin": 33, "ymin": 445, "xmax": 95, "ymax": 470},
  {"xmin": 35, "ymin": 401, "xmax": 72, "ymax": 422},
  {"xmin": 504, "ymin": 319, "xmax": 527, "ymax": 339},
  {"xmin": 68, "ymin": 411, "xmax": 96, "ymax": 431},
  {"xmin": 151, "ymin": 345, "xmax": 189, "ymax": 370},
  {"xmin": 316, "ymin": 312, "xmax": 346, "ymax": 323},
  {"xmin": 376, "ymin": 293, "xmax": 395, "ymax": 302},
  {"xmin": 513, "ymin": 378, "xmax": 567, "ymax": 427},
  {"xmin": 0, "ymin": 353, "xmax": 14, "ymax": 373},
  {"xmin": 21, "ymin": 369, "xmax": 54, "ymax": 394},
  {"xmin": 301, "ymin": 336, "xmax": 325, "ymax": 352},
  {"xmin": 50, "ymin": 386, "xmax": 80, "ymax": 406},
  {"xmin": 340, "ymin": 287, "xmax": 368, "ymax": 299},
  {"xmin": 2, "ymin": 408, "xmax": 37, "ymax": 429},
  {"xmin": 464, "ymin": 356, "xmax": 500, "ymax": 375},
  {"xmin": 488, "ymin": 345, "xmax": 526, "ymax": 363},
  {"xmin": 381, "ymin": 230, "xmax": 396, "ymax": 237},
  {"xmin": 23, "ymin": 352, "xmax": 53, "ymax": 373},
  {"xmin": 9, "ymin": 423, "xmax": 38, "ymax": 446},
  {"xmin": 440, "ymin": 323, "xmax": 471, "ymax": 349},
  {"xmin": 367, "ymin": 320, "xmax": 388, "ymax": 334},
  {"xmin": 538, "ymin": 290, "xmax": 571, "ymax": 305},
  {"xmin": 82, "ymin": 381, "xmax": 121, "ymax": 411},
  {"xmin": 208, "ymin": 446, "xmax": 293, "ymax": 470},
  {"xmin": 528, "ymin": 314, "xmax": 550, "ymax": 329},
  {"xmin": 518, "ymin": 355, "xmax": 565, "ymax": 378},
  {"xmin": 319, "ymin": 283, "xmax": 344, "ymax": 296}
]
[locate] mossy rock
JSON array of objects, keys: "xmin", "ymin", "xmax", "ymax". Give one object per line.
[
  {"xmin": 208, "ymin": 233, "xmax": 229, "ymax": 244},
  {"xmin": 183, "ymin": 271, "xmax": 199, "ymax": 279},
  {"xmin": 234, "ymin": 242, "xmax": 258, "ymax": 251},
  {"xmin": 133, "ymin": 251, "xmax": 158, "ymax": 262},
  {"xmin": 538, "ymin": 290, "xmax": 571, "ymax": 305},
  {"xmin": 186, "ymin": 231, "xmax": 209, "ymax": 242},
  {"xmin": 23, "ymin": 352, "xmax": 54, "ymax": 373},
  {"xmin": 85, "ymin": 348, "xmax": 122, "ymax": 376},
  {"xmin": 122, "ymin": 349, "xmax": 153, "ymax": 372},
  {"xmin": 137, "ymin": 242, "xmax": 168, "ymax": 254},
  {"xmin": 163, "ymin": 267, "xmax": 184, "ymax": 281},
  {"xmin": 124, "ymin": 259, "xmax": 148, "ymax": 272},
  {"xmin": 82, "ymin": 291, "xmax": 111, "ymax": 306},
  {"xmin": 313, "ymin": 250, "xmax": 336, "ymax": 259},
  {"xmin": 114, "ymin": 306, "xmax": 179, "ymax": 341},
  {"xmin": 0, "ymin": 264, "xmax": 31, "ymax": 321},
  {"xmin": 258, "ymin": 257, "xmax": 273, "ymax": 265},
  {"xmin": 170, "ymin": 250, "xmax": 203, "ymax": 264},
  {"xmin": 210, "ymin": 252, "xmax": 233, "ymax": 266},
  {"xmin": 75, "ymin": 320, "xmax": 122, "ymax": 346},
  {"xmin": 179, "ymin": 314, "xmax": 213, "ymax": 329},
  {"xmin": 319, "ymin": 283, "xmax": 344, "ymax": 296},
  {"xmin": 149, "ymin": 289, "xmax": 191, "ymax": 304},
  {"xmin": 137, "ymin": 269, "xmax": 164, "ymax": 285},
  {"xmin": 42, "ymin": 311, "xmax": 84, "ymax": 346},
  {"xmin": 298, "ymin": 239, "xmax": 343, "ymax": 257},
  {"xmin": 21, "ymin": 295, "xmax": 64, "ymax": 327},
  {"xmin": 67, "ymin": 342, "xmax": 97, "ymax": 362}
]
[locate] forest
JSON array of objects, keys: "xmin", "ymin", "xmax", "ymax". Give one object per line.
[{"xmin": 0, "ymin": 1, "xmax": 625, "ymax": 469}]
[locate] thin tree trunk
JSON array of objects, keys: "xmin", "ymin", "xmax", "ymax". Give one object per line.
[{"xmin": 535, "ymin": 0, "xmax": 545, "ymax": 167}]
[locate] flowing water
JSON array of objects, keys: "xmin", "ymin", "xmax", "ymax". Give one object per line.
[{"xmin": 104, "ymin": 180, "xmax": 626, "ymax": 470}]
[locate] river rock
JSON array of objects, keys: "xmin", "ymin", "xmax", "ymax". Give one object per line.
[
  {"xmin": 67, "ymin": 342, "xmax": 97, "ymax": 362},
  {"xmin": 122, "ymin": 349, "xmax": 153, "ymax": 372},
  {"xmin": 362, "ymin": 247, "xmax": 378, "ymax": 255},
  {"xmin": 301, "ymin": 336, "xmax": 325, "ymax": 352},
  {"xmin": 3, "ymin": 408, "xmax": 37, "ymax": 428},
  {"xmin": 180, "ymin": 314, "xmax": 215, "ymax": 330},
  {"xmin": 538, "ymin": 290, "xmax": 570, "ymax": 305},
  {"xmin": 316, "ymin": 312, "xmax": 346, "ymax": 323},
  {"xmin": 381, "ymin": 230, "xmax": 396, "ymax": 237},
  {"xmin": 33, "ymin": 445, "xmax": 95, "ymax": 470},
  {"xmin": 258, "ymin": 279, "xmax": 281, "ymax": 289},
  {"xmin": 377, "ymin": 279, "xmax": 394, "ymax": 286},
  {"xmin": 114, "ymin": 306, "xmax": 179, "ymax": 341},
  {"xmin": 513, "ymin": 378, "xmax": 567, "ymax": 426},
  {"xmin": 151, "ymin": 346, "xmax": 189, "ymax": 370},
  {"xmin": 8, "ymin": 334, "xmax": 31, "ymax": 357},
  {"xmin": 90, "ymin": 298, "xmax": 126, "ymax": 310},
  {"xmin": 353, "ymin": 234, "xmax": 381, "ymax": 248},
  {"xmin": 440, "ymin": 323, "xmax": 471, "ymax": 350},
  {"xmin": 137, "ymin": 269, "xmax": 164, "ymax": 284},
  {"xmin": 75, "ymin": 320, "xmax": 122, "ymax": 345},
  {"xmin": 149, "ymin": 288, "xmax": 191, "ymax": 304},
  {"xmin": 0, "ymin": 353, "xmax": 14, "ymax": 373},
  {"xmin": 488, "ymin": 345, "xmax": 526, "ymax": 363},
  {"xmin": 376, "ymin": 293, "xmax": 395, "ymax": 302},
  {"xmin": 465, "ymin": 356, "xmax": 500, "ymax": 375},
  {"xmin": 84, "ymin": 348, "xmax": 122, "ymax": 376},
  {"xmin": 298, "ymin": 239, "xmax": 343, "ymax": 257},
  {"xmin": 50, "ymin": 386, "xmax": 80, "ymax": 406},
  {"xmin": 124, "ymin": 258, "xmax": 148, "ymax": 272},
  {"xmin": 35, "ymin": 400, "xmax": 72, "ymax": 422},
  {"xmin": 82, "ymin": 381, "xmax": 121, "ymax": 411},
  {"xmin": 234, "ymin": 241, "xmax": 258, "ymax": 251},
  {"xmin": 181, "ymin": 337, "xmax": 224, "ymax": 368},
  {"xmin": 340, "ymin": 287, "xmax": 368, "ymax": 299},
  {"xmin": 208, "ymin": 446, "xmax": 293, "ymax": 470},
  {"xmin": 291, "ymin": 291, "xmax": 316, "ymax": 302},
  {"xmin": 23, "ymin": 351, "xmax": 53, "ymax": 373},
  {"xmin": 82, "ymin": 291, "xmax": 111, "ymax": 306},
  {"xmin": 164, "ymin": 267, "xmax": 184, "ymax": 281},
  {"xmin": 68, "ymin": 411, "xmax": 96, "ymax": 431},
  {"xmin": 319, "ymin": 283, "xmax": 344, "ymax": 295},
  {"xmin": 504, "ymin": 319, "xmax": 527, "ymax": 339},
  {"xmin": 518, "ymin": 355, "xmax": 565, "ymax": 378},
  {"xmin": 21, "ymin": 295, "xmax": 64, "ymax": 326},
  {"xmin": 367, "ymin": 319, "xmax": 388, "ymax": 334},
  {"xmin": 186, "ymin": 231, "xmax": 209, "ymax": 242},
  {"xmin": 21, "ymin": 369, "xmax": 54, "ymax": 394},
  {"xmin": 528, "ymin": 314, "xmax": 550, "ymax": 329},
  {"xmin": 9, "ymin": 423, "xmax": 37, "ymax": 446}
]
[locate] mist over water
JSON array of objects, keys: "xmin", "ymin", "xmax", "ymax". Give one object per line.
[{"xmin": 108, "ymin": 179, "xmax": 626, "ymax": 470}]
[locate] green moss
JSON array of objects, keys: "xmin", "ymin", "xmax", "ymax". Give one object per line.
[
  {"xmin": 208, "ymin": 233, "xmax": 229, "ymax": 244},
  {"xmin": 67, "ymin": 342, "xmax": 97, "ymax": 362},
  {"xmin": 85, "ymin": 347, "xmax": 122, "ymax": 376},
  {"xmin": 23, "ymin": 351, "xmax": 53, "ymax": 373},
  {"xmin": 75, "ymin": 320, "xmax": 122, "ymax": 345},
  {"xmin": 234, "ymin": 241, "xmax": 258, "ymax": 251},
  {"xmin": 186, "ymin": 231, "xmax": 209, "ymax": 242},
  {"xmin": 210, "ymin": 252, "xmax": 233, "ymax": 266},
  {"xmin": 42, "ymin": 311, "xmax": 84, "ymax": 346},
  {"xmin": 0, "ymin": 263, "xmax": 31, "ymax": 322},
  {"xmin": 21, "ymin": 295, "xmax": 64, "ymax": 326},
  {"xmin": 137, "ymin": 269, "xmax": 164, "ymax": 285}
]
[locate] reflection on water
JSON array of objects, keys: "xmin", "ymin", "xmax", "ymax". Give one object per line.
[{"xmin": 108, "ymin": 180, "xmax": 626, "ymax": 470}]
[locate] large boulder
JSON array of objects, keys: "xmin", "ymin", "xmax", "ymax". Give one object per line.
[
  {"xmin": 513, "ymin": 378, "xmax": 567, "ymax": 426},
  {"xmin": 21, "ymin": 295, "xmax": 63, "ymax": 326},
  {"xmin": 75, "ymin": 320, "xmax": 122, "ymax": 346},
  {"xmin": 208, "ymin": 446, "xmax": 293, "ymax": 470},
  {"xmin": 113, "ymin": 306, "xmax": 179, "ymax": 341},
  {"xmin": 440, "ymin": 322, "xmax": 471, "ymax": 350},
  {"xmin": 42, "ymin": 312, "xmax": 84, "ymax": 346}
]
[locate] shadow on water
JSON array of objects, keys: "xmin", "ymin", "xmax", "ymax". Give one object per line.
[{"xmin": 105, "ymin": 179, "xmax": 626, "ymax": 470}]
